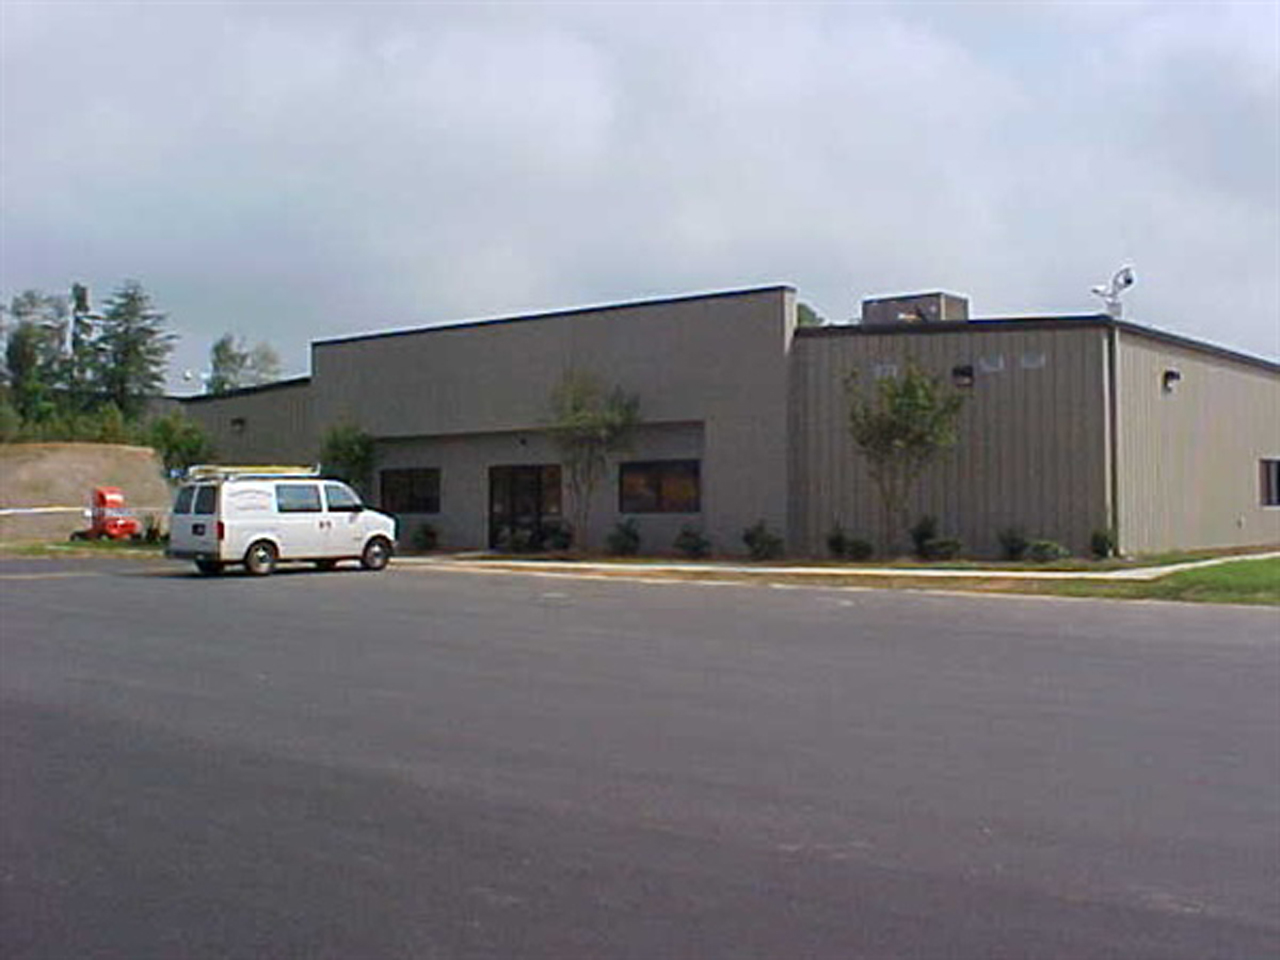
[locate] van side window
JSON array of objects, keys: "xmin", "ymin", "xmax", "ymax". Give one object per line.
[
  {"xmin": 193, "ymin": 486, "xmax": 218, "ymax": 515},
  {"xmin": 325, "ymin": 483, "xmax": 362, "ymax": 513},
  {"xmin": 276, "ymin": 483, "xmax": 322, "ymax": 513},
  {"xmin": 173, "ymin": 486, "xmax": 196, "ymax": 515}
]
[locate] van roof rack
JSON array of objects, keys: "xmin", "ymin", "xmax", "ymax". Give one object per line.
[{"xmin": 186, "ymin": 464, "xmax": 321, "ymax": 481}]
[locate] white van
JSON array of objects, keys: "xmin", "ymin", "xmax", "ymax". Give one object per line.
[{"xmin": 166, "ymin": 466, "xmax": 397, "ymax": 576}]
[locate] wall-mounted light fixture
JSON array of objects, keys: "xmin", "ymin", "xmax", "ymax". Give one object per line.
[{"xmin": 1161, "ymin": 369, "xmax": 1182, "ymax": 393}]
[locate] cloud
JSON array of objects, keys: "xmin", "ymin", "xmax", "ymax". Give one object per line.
[{"xmin": 2, "ymin": 1, "xmax": 1275, "ymax": 385}]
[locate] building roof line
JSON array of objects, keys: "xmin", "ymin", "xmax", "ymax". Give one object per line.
[
  {"xmin": 314, "ymin": 284, "xmax": 796, "ymax": 348},
  {"xmin": 179, "ymin": 375, "xmax": 313, "ymax": 403},
  {"xmin": 798, "ymin": 315, "xmax": 1280, "ymax": 374}
]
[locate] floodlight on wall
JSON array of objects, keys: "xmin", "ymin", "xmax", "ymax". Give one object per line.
[{"xmin": 1161, "ymin": 369, "xmax": 1182, "ymax": 393}]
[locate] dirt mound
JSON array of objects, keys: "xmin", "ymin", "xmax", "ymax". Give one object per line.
[{"xmin": 0, "ymin": 443, "xmax": 172, "ymax": 542}]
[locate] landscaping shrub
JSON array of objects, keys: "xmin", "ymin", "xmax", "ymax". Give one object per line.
[
  {"xmin": 909, "ymin": 515, "xmax": 961, "ymax": 561},
  {"xmin": 925, "ymin": 537, "xmax": 963, "ymax": 561},
  {"xmin": 674, "ymin": 524, "xmax": 711, "ymax": 559},
  {"xmin": 826, "ymin": 524, "xmax": 850, "ymax": 559},
  {"xmin": 845, "ymin": 537, "xmax": 874, "ymax": 561},
  {"xmin": 909, "ymin": 515, "xmax": 939, "ymax": 559},
  {"xmin": 539, "ymin": 520, "xmax": 573, "ymax": 552},
  {"xmin": 998, "ymin": 526, "xmax": 1029, "ymax": 561},
  {"xmin": 495, "ymin": 525, "xmax": 534, "ymax": 553},
  {"xmin": 411, "ymin": 522, "xmax": 439, "ymax": 552},
  {"xmin": 1090, "ymin": 527, "xmax": 1117, "ymax": 560},
  {"xmin": 1026, "ymin": 539, "xmax": 1071, "ymax": 563},
  {"xmin": 827, "ymin": 523, "xmax": 873, "ymax": 561},
  {"xmin": 606, "ymin": 518, "xmax": 641, "ymax": 556},
  {"xmin": 742, "ymin": 520, "xmax": 784, "ymax": 561}
]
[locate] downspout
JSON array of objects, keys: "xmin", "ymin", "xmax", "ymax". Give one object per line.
[{"xmin": 1106, "ymin": 324, "xmax": 1122, "ymax": 555}]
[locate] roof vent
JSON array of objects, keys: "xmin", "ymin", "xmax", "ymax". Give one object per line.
[{"xmin": 861, "ymin": 292, "xmax": 969, "ymax": 325}]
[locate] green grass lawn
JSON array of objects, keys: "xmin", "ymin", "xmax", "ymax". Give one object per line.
[
  {"xmin": 0, "ymin": 538, "xmax": 166, "ymax": 557},
  {"xmin": 1042, "ymin": 557, "xmax": 1280, "ymax": 605}
]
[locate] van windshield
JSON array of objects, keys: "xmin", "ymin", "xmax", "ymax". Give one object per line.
[{"xmin": 325, "ymin": 483, "xmax": 363, "ymax": 512}]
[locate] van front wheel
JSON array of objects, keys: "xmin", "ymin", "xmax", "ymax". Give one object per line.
[
  {"xmin": 361, "ymin": 537, "xmax": 392, "ymax": 571},
  {"xmin": 244, "ymin": 540, "xmax": 278, "ymax": 576}
]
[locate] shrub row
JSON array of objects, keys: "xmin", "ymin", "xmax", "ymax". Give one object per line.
[{"xmin": 410, "ymin": 517, "xmax": 1115, "ymax": 564}]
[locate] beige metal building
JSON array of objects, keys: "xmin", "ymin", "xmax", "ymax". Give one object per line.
[{"xmin": 182, "ymin": 285, "xmax": 1280, "ymax": 558}]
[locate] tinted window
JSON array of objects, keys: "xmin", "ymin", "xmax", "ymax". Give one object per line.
[
  {"xmin": 381, "ymin": 468, "xmax": 441, "ymax": 514},
  {"xmin": 325, "ymin": 483, "xmax": 363, "ymax": 512},
  {"xmin": 619, "ymin": 460, "xmax": 701, "ymax": 513},
  {"xmin": 276, "ymin": 484, "xmax": 322, "ymax": 513},
  {"xmin": 1263, "ymin": 459, "xmax": 1280, "ymax": 507},
  {"xmin": 193, "ymin": 486, "xmax": 218, "ymax": 515},
  {"xmin": 173, "ymin": 486, "xmax": 195, "ymax": 515}
]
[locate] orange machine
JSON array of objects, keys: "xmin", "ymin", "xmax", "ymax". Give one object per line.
[{"xmin": 87, "ymin": 486, "xmax": 141, "ymax": 540}]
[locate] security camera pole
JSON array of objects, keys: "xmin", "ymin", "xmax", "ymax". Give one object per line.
[{"xmin": 1090, "ymin": 265, "xmax": 1135, "ymax": 318}]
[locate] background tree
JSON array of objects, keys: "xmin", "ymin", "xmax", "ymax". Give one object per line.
[
  {"xmin": 208, "ymin": 335, "xmax": 282, "ymax": 394},
  {"xmin": 96, "ymin": 280, "xmax": 174, "ymax": 420},
  {"xmin": 2, "ymin": 291, "xmax": 67, "ymax": 418},
  {"xmin": 319, "ymin": 422, "xmax": 375, "ymax": 496},
  {"xmin": 547, "ymin": 370, "xmax": 640, "ymax": 550},
  {"xmin": 846, "ymin": 361, "xmax": 965, "ymax": 554},
  {"xmin": 60, "ymin": 282, "xmax": 103, "ymax": 413},
  {"xmin": 4, "ymin": 318, "xmax": 61, "ymax": 422},
  {"xmin": 245, "ymin": 341, "xmax": 282, "ymax": 385},
  {"xmin": 208, "ymin": 334, "xmax": 247, "ymax": 394},
  {"xmin": 147, "ymin": 409, "xmax": 213, "ymax": 472},
  {"xmin": 797, "ymin": 302, "xmax": 826, "ymax": 328}
]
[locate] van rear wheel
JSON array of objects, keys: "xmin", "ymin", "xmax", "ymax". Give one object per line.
[
  {"xmin": 244, "ymin": 540, "xmax": 278, "ymax": 576},
  {"xmin": 361, "ymin": 537, "xmax": 392, "ymax": 571},
  {"xmin": 195, "ymin": 559, "xmax": 223, "ymax": 576}
]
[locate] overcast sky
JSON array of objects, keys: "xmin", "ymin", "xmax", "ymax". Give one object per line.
[{"xmin": 2, "ymin": 1, "xmax": 1277, "ymax": 391}]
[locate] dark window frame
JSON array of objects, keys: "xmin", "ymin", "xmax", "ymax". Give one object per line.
[
  {"xmin": 618, "ymin": 459, "xmax": 701, "ymax": 514},
  {"xmin": 381, "ymin": 467, "xmax": 442, "ymax": 514},
  {"xmin": 1262, "ymin": 459, "xmax": 1280, "ymax": 507}
]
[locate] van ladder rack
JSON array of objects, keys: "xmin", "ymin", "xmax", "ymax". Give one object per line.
[{"xmin": 186, "ymin": 464, "xmax": 321, "ymax": 481}]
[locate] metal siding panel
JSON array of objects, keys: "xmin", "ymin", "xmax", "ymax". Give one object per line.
[
  {"xmin": 1116, "ymin": 333, "xmax": 1280, "ymax": 553},
  {"xmin": 793, "ymin": 326, "xmax": 1108, "ymax": 557}
]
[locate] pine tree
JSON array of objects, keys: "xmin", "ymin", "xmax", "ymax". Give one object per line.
[{"xmin": 96, "ymin": 281, "xmax": 173, "ymax": 419}]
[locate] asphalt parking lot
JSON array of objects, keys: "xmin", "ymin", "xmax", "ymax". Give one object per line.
[{"xmin": 2, "ymin": 556, "xmax": 1278, "ymax": 958}]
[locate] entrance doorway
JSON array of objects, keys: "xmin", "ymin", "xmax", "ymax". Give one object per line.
[{"xmin": 489, "ymin": 464, "xmax": 562, "ymax": 549}]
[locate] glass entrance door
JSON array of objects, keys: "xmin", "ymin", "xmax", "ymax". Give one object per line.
[{"xmin": 489, "ymin": 465, "xmax": 562, "ymax": 549}]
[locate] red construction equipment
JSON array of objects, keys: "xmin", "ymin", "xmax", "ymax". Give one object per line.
[{"xmin": 83, "ymin": 486, "xmax": 142, "ymax": 540}]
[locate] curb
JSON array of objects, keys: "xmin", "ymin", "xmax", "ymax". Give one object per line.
[{"xmin": 393, "ymin": 551, "xmax": 1280, "ymax": 583}]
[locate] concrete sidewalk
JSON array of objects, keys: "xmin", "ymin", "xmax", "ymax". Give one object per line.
[{"xmin": 396, "ymin": 551, "xmax": 1279, "ymax": 583}]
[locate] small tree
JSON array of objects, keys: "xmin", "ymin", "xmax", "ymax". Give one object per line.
[
  {"xmin": 319, "ymin": 422, "xmax": 375, "ymax": 496},
  {"xmin": 846, "ymin": 361, "xmax": 965, "ymax": 554},
  {"xmin": 547, "ymin": 370, "xmax": 640, "ymax": 551}
]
